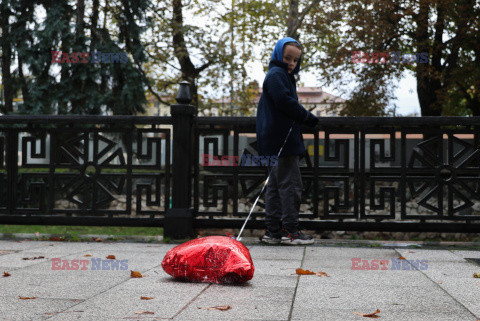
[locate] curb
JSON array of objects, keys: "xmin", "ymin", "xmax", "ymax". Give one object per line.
[
  {"xmin": 0, "ymin": 233, "xmax": 163, "ymax": 243},
  {"xmin": 1, "ymin": 233, "xmax": 479, "ymax": 250}
]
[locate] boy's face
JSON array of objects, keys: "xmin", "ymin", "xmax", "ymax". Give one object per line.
[{"xmin": 282, "ymin": 45, "xmax": 302, "ymax": 74}]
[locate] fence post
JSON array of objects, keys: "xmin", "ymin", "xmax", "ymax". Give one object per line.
[
  {"xmin": 5, "ymin": 130, "xmax": 18, "ymax": 214},
  {"xmin": 164, "ymin": 81, "xmax": 197, "ymax": 239}
]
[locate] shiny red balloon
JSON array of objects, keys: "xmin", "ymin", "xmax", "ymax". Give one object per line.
[{"xmin": 161, "ymin": 236, "xmax": 254, "ymax": 284}]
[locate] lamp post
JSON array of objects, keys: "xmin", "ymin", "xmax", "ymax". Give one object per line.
[{"xmin": 164, "ymin": 81, "xmax": 197, "ymax": 239}]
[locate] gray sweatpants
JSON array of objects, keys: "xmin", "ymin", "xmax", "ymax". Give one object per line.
[{"xmin": 265, "ymin": 155, "xmax": 302, "ymax": 233}]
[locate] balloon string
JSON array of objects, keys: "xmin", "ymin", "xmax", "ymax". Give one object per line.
[{"xmin": 236, "ymin": 123, "xmax": 294, "ymax": 241}]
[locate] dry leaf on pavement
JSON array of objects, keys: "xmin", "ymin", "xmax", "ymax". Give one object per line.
[
  {"xmin": 353, "ymin": 309, "xmax": 380, "ymax": 318},
  {"xmin": 398, "ymin": 256, "xmax": 406, "ymax": 260},
  {"xmin": 131, "ymin": 271, "xmax": 143, "ymax": 278},
  {"xmin": 140, "ymin": 297, "xmax": 154, "ymax": 300},
  {"xmin": 295, "ymin": 268, "xmax": 329, "ymax": 277},
  {"xmin": 19, "ymin": 296, "xmax": 36, "ymax": 300},
  {"xmin": 22, "ymin": 256, "xmax": 45, "ymax": 260},
  {"xmin": 83, "ymin": 254, "xmax": 92, "ymax": 257},
  {"xmin": 106, "ymin": 255, "xmax": 116, "ymax": 259},
  {"xmin": 296, "ymin": 268, "xmax": 316, "ymax": 275},
  {"xmin": 3, "ymin": 271, "xmax": 11, "ymax": 277},
  {"xmin": 198, "ymin": 305, "xmax": 231, "ymax": 311},
  {"xmin": 134, "ymin": 311, "xmax": 154, "ymax": 314}
]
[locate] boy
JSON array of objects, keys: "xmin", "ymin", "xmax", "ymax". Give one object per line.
[{"xmin": 256, "ymin": 37, "xmax": 319, "ymax": 245}]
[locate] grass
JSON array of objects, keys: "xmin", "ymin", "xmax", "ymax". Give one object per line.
[{"xmin": 0, "ymin": 225, "xmax": 163, "ymax": 238}]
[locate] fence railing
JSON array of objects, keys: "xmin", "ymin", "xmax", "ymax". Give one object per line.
[{"xmin": 1, "ymin": 82, "xmax": 480, "ymax": 237}]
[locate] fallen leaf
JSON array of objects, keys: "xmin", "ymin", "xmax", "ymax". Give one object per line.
[
  {"xmin": 3, "ymin": 271, "xmax": 11, "ymax": 277},
  {"xmin": 140, "ymin": 297, "xmax": 154, "ymax": 300},
  {"xmin": 295, "ymin": 268, "xmax": 329, "ymax": 276},
  {"xmin": 198, "ymin": 305, "xmax": 231, "ymax": 311},
  {"xmin": 353, "ymin": 309, "xmax": 380, "ymax": 318},
  {"xmin": 131, "ymin": 271, "xmax": 143, "ymax": 278},
  {"xmin": 22, "ymin": 256, "xmax": 45, "ymax": 260},
  {"xmin": 438, "ymin": 281, "xmax": 443, "ymax": 284},
  {"xmin": 19, "ymin": 296, "xmax": 36, "ymax": 300},
  {"xmin": 296, "ymin": 268, "xmax": 316, "ymax": 275},
  {"xmin": 134, "ymin": 311, "xmax": 154, "ymax": 315},
  {"xmin": 49, "ymin": 237, "xmax": 64, "ymax": 241},
  {"xmin": 315, "ymin": 271, "xmax": 330, "ymax": 277},
  {"xmin": 83, "ymin": 254, "xmax": 92, "ymax": 257},
  {"xmin": 106, "ymin": 255, "xmax": 116, "ymax": 260},
  {"xmin": 44, "ymin": 311, "xmax": 83, "ymax": 315},
  {"xmin": 398, "ymin": 256, "xmax": 406, "ymax": 260},
  {"xmin": 473, "ymin": 273, "xmax": 480, "ymax": 278},
  {"xmin": 91, "ymin": 237, "xmax": 102, "ymax": 242}
]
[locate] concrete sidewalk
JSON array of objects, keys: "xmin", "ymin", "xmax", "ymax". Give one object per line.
[{"xmin": 0, "ymin": 238, "xmax": 479, "ymax": 320}]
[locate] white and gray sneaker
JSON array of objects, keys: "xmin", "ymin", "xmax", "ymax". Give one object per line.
[
  {"xmin": 261, "ymin": 229, "xmax": 283, "ymax": 245},
  {"xmin": 281, "ymin": 230, "xmax": 314, "ymax": 245}
]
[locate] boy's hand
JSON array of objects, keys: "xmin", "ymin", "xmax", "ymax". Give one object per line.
[{"xmin": 304, "ymin": 113, "xmax": 319, "ymax": 128}]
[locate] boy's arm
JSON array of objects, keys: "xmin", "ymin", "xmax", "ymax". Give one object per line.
[{"xmin": 266, "ymin": 72, "xmax": 316, "ymax": 125}]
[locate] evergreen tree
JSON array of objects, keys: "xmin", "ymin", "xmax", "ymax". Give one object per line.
[{"xmin": 1, "ymin": 0, "xmax": 152, "ymax": 115}]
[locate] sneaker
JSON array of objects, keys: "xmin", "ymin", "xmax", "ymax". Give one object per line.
[
  {"xmin": 261, "ymin": 229, "xmax": 283, "ymax": 244},
  {"xmin": 281, "ymin": 230, "xmax": 314, "ymax": 245}
]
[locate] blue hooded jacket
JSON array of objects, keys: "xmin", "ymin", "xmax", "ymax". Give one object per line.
[{"xmin": 256, "ymin": 37, "xmax": 317, "ymax": 157}]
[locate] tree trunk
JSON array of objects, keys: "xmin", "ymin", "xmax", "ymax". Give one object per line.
[
  {"xmin": 0, "ymin": 3, "xmax": 13, "ymax": 114},
  {"xmin": 71, "ymin": 0, "xmax": 86, "ymax": 114},
  {"xmin": 286, "ymin": 0, "xmax": 320, "ymax": 40},
  {"xmin": 17, "ymin": 55, "xmax": 31, "ymax": 106},
  {"xmin": 286, "ymin": 0, "xmax": 300, "ymax": 39},
  {"xmin": 415, "ymin": 1, "xmax": 442, "ymax": 116},
  {"xmin": 171, "ymin": 0, "xmax": 199, "ymax": 106}
]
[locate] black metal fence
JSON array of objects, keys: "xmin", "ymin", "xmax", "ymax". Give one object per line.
[
  {"xmin": 0, "ymin": 115, "xmax": 172, "ymax": 228},
  {"xmin": 1, "ymin": 85, "xmax": 480, "ymax": 237}
]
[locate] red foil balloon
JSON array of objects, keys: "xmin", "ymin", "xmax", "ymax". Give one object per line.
[{"xmin": 161, "ymin": 236, "xmax": 254, "ymax": 284}]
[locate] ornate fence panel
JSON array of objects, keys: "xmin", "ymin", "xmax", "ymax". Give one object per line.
[
  {"xmin": 1, "ymin": 111, "xmax": 480, "ymax": 234},
  {"xmin": 193, "ymin": 117, "xmax": 480, "ymax": 233},
  {"xmin": 0, "ymin": 116, "xmax": 171, "ymax": 227}
]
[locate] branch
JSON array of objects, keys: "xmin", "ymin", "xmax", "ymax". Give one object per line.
[
  {"xmin": 298, "ymin": 0, "xmax": 321, "ymax": 24},
  {"xmin": 194, "ymin": 60, "xmax": 213, "ymax": 75},
  {"xmin": 135, "ymin": 61, "xmax": 173, "ymax": 107}
]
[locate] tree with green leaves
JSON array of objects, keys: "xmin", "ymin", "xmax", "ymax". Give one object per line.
[
  {"xmin": 1, "ymin": 0, "xmax": 151, "ymax": 115},
  {"xmin": 315, "ymin": 0, "xmax": 480, "ymax": 116}
]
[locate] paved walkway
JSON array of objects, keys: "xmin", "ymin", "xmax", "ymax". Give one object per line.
[{"xmin": 1, "ymin": 238, "xmax": 480, "ymax": 320}]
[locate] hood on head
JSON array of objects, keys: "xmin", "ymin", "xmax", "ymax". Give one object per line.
[{"xmin": 270, "ymin": 37, "xmax": 302, "ymax": 75}]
